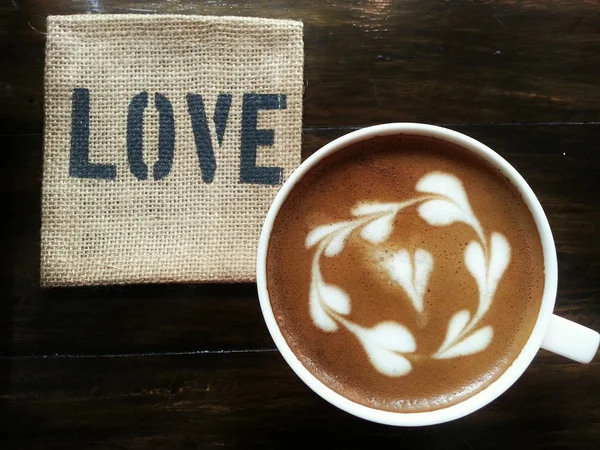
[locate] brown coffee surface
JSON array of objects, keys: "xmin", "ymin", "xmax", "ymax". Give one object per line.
[{"xmin": 266, "ymin": 134, "xmax": 544, "ymax": 413}]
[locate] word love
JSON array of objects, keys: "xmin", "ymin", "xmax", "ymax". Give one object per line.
[{"xmin": 69, "ymin": 88, "xmax": 288, "ymax": 185}]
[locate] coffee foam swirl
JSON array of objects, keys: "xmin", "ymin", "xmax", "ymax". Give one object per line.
[{"xmin": 305, "ymin": 172, "xmax": 511, "ymax": 376}]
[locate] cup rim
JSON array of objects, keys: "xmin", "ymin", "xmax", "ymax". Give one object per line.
[{"xmin": 256, "ymin": 123, "xmax": 558, "ymax": 426}]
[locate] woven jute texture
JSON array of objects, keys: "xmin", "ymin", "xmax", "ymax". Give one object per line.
[{"xmin": 42, "ymin": 15, "xmax": 303, "ymax": 286}]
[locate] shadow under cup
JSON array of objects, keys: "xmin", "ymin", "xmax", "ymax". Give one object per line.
[{"xmin": 257, "ymin": 123, "xmax": 596, "ymax": 426}]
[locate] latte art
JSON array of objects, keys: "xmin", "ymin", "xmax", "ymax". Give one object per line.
[
  {"xmin": 306, "ymin": 172, "xmax": 511, "ymax": 376},
  {"xmin": 266, "ymin": 134, "xmax": 544, "ymax": 412}
]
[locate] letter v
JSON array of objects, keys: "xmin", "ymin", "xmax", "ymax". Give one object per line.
[{"xmin": 186, "ymin": 94, "xmax": 232, "ymax": 183}]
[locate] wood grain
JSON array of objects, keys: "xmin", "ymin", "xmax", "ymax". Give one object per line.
[
  {"xmin": 1, "ymin": 352, "xmax": 598, "ymax": 449},
  {"xmin": 2, "ymin": 125, "xmax": 599, "ymax": 356},
  {"xmin": 2, "ymin": 0, "xmax": 600, "ymax": 132},
  {"xmin": 2, "ymin": 1, "xmax": 599, "ymax": 447}
]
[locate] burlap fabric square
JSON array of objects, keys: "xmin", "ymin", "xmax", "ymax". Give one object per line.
[{"xmin": 41, "ymin": 15, "xmax": 303, "ymax": 286}]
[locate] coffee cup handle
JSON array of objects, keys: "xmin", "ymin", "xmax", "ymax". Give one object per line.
[{"xmin": 540, "ymin": 314, "xmax": 599, "ymax": 363}]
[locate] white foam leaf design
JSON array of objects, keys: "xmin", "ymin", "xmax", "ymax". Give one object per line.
[
  {"xmin": 384, "ymin": 249, "xmax": 414, "ymax": 305},
  {"xmin": 383, "ymin": 249, "xmax": 432, "ymax": 313},
  {"xmin": 434, "ymin": 326, "xmax": 493, "ymax": 359},
  {"xmin": 304, "ymin": 170, "xmax": 508, "ymax": 368},
  {"xmin": 360, "ymin": 214, "xmax": 395, "ymax": 244},
  {"xmin": 413, "ymin": 249, "xmax": 433, "ymax": 301},
  {"xmin": 352, "ymin": 202, "xmax": 398, "ymax": 216},
  {"xmin": 305, "ymin": 222, "xmax": 350, "ymax": 249},
  {"xmin": 465, "ymin": 240, "xmax": 486, "ymax": 300},
  {"xmin": 320, "ymin": 283, "xmax": 351, "ymax": 316},
  {"xmin": 437, "ymin": 309, "xmax": 470, "ymax": 354},
  {"xmin": 361, "ymin": 342, "xmax": 413, "ymax": 377},
  {"xmin": 418, "ymin": 199, "xmax": 471, "ymax": 228},
  {"xmin": 324, "ymin": 226, "xmax": 354, "ymax": 257},
  {"xmin": 487, "ymin": 232, "xmax": 511, "ymax": 298},
  {"xmin": 416, "ymin": 172, "xmax": 472, "ymax": 214},
  {"xmin": 365, "ymin": 321, "xmax": 417, "ymax": 353},
  {"xmin": 309, "ymin": 282, "xmax": 338, "ymax": 332}
]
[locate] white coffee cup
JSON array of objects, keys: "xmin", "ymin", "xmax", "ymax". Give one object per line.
[{"xmin": 256, "ymin": 123, "xmax": 599, "ymax": 426}]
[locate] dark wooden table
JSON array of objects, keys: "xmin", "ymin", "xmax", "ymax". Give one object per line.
[{"xmin": 2, "ymin": 1, "xmax": 599, "ymax": 448}]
